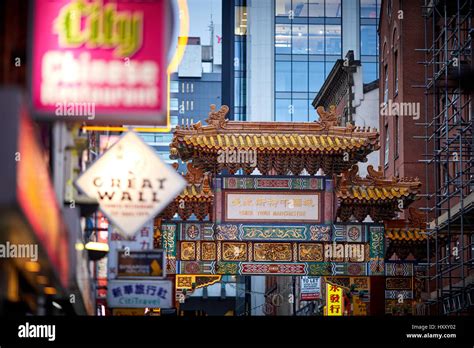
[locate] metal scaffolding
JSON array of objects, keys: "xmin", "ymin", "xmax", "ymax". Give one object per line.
[{"xmin": 421, "ymin": 0, "xmax": 474, "ymax": 315}]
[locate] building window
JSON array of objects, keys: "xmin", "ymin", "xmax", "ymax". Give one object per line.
[
  {"xmin": 190, "ymin": 100, "xmax": 194, "ymax": 111},
  {"xmin": 394, "ymin": 50, "xmax": 398, "ymax": 94},
  {"xmin": 325, "ymin": 25, "xmax": 342, "ymax": 55},
  {"xmin": 276, "ymin": 99, "xmax": 292, "ymax": 121},
  {"xmin": 383, "ymin": 64, "xmax": 389, "ymax": 104},
  {"xmin": 171, "ymin": 116, "xmax": 179, "ymax": 127},
  {"xmin": 170, "ymin": 98, "xmax": 179, "ymax": 111},
  {"xmin": 181, "ymin": 82, "xmax": 185, "ymax": 93},
  {"xmin": 170, "ymin": 81, "xmax": 179, "ymax": 93},
  {"xmin": 309, "ymin": 61, "xmax": 325, "ymax": 93},
  {"xmin": 308, "ymin": 0, "xmax": 324, "ymax": 17},
  {"xmin": 275, "ymin": 24, "xmax": 291, "ymax": 54},
  {"xmin": 186, "ymin": 83, "xmax": 190, "ymax": 93},
  {"xmin": 190, "ymin": 83, "xmax": 194, "ymax": 93},
  {"xmin": 293, "ymin": 0, "xmax": 309, "ymax": 17},
  {"xmin": 384, "ymin": 124, "xmax": 389, "ymax": 166},
  {"xmin": 276, "ymin": 61, "xmax": 292, "ymax": 92},
  {"xmin": 325, "ymin": 0, "xmax": 342, "ymax": 17},
  {"xmin": 292, "ymin": 61, "xmax": 309, "ymax": 91},
  {"xmin": 361, "ymin": 25, "xmax": 377, "ymax": 56},
  {"xmin": 363, "ymin": 62, "xmax": 377, "ymax": 83},
  {"xmin": 360, "ymin": 0, "xmax": 377, "ymax": 18},
  {"xmin": 308, "ymin": 25, "xmax": 325, "ymax": 54},
  {"xmin": 276, "ymin": 0, "xmax": 292, "ymax": 16},
  {"xmin": 292, "ymin": 24, "xmax": 308, "ymax": 54}
]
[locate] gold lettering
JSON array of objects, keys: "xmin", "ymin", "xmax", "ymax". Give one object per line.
[{"xmin": 54, "ymin": 0, "xmax": 144, "ymax": 58}]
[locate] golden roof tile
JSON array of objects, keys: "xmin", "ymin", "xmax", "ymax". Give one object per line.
[{"xmin": 170, "ymin": 105, "xmax": 380, "ymax": 176}]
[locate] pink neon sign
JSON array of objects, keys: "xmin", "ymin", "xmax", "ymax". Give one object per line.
[{"xmin": 31, "ymin": 0, "xmax": 168, "ymax": 125}]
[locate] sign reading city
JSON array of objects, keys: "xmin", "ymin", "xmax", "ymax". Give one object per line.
[
  {"xmin": 118, "ymin": 250, "xmax": 165, "ymax": 278},
  {"xmin": 31, "ymin": 0, "xmax": 168, "ymax": 124},
  {"xmin": 75, "ymin": 131, "xmax": 186, "ymax": 238},
  {"xmin": 107, "ymin": 280, "xmax": 172, "ymax": 308}
]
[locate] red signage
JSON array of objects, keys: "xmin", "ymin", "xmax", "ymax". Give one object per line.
[
  {"xmin": 17, "ymin": 107, "xmax": 69, "ymax": 288},
  {"xmin": 31, "ymin": 0, "xmax": 168, "ymax": 125}
]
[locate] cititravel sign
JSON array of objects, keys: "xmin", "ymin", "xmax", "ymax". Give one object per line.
[{"xmin": 31, "ymin": 0, "xmax": 168, "ymax": 125}]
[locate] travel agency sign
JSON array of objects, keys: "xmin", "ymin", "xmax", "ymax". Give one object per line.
[{"xmin": 31, "ymin": 0, "xmax": 169, "ymax": 124}]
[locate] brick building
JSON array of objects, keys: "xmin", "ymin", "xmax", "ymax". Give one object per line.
[{"xmin": 378, "ymin": 0, "xmax": 428, "ymax": 214}]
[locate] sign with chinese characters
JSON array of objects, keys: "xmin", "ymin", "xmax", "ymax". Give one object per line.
[
  {"xmin": 107, "ymin": 220, "xmax": 154, "ymax": 280},
  {"xmin": 326, "ymin": 283, "xmax": 343, "ymax": 316},
  {"xmin": 117, "ymin": 250, "xmax": 165, "ymax": 278},
  {"xmin": 75, "ymin": 131, "xmax": 186, "ymax": 238},
  {"xmin": 31, "ymin": 0, "xmax": 168, "ymax": 124},
  {"xmin": 301, "ymin": 276, "xmax": 321, "ymax": 301},
  {"xmin": 224, "ymin": 192, "xmax": 320, "ymax": 223},
  {"xmin": 107, "ymin": 280, "xmax": 172, "ymax": 308}
]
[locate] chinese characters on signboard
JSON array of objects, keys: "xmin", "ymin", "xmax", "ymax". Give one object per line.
[
  {"xmin": 107, "ymin": 220, "xmax": 154, "ymax": 280},
  {"xmin": 224, "ymin": 192, "xmax": 320, "ymax": 222},
  {"xmin": 326, "ymin": 282, "xmax": 343, "ymax": 316},
  {"xmin": 107, "ymin": 280, "xmax": 172, "ymax": 308}
]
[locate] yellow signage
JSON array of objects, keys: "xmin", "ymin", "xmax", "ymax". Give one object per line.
[{"xmin": 326, "ymin": 283, "xmax": 343, "ymax": 316}]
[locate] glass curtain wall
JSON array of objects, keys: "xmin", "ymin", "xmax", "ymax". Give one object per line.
[
  {"xmin": 360, "ymin": 0, "xmax": 380, "ymax": 83},
  {"xmin": 275, "ymin": 0, "xmax": 342, "ymax": 121}
]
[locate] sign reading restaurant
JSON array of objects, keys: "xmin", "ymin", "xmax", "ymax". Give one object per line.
[{"xmin": 31, "ymin": 0, "xmax": 168, "ymax": 124}]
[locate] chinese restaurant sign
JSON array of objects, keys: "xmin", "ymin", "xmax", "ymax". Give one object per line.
[
  {"xmin": 326, "ymin": 283, "xmax": 343, "ymax": 316},
  {"xmin": 31, "ymin": 0, "xmax": 168, "ymax": 124},
  {"xmin": 107, "ymin": 280, "xmax": 172, "ymax": 308},
  {"xmin": 75, "ymin": 131, "xmax": 186, "ymax": 238},
  {"xmin": 224, "ymin": 192, "xmax": 320, "ymax": 223}
]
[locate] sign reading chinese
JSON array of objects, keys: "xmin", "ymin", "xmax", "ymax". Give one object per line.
[
  {"xmin": 75, "ymin": 131, "xmax": 186, "ymax": 238},
  {"xmin": 326, "ymin": 282, "xmax": 343, "ymax": 316},
  {"xmin": 118, "ymin": 250, "xmax": 165, "ymax": 278},
  {"xmin": 301, "ymin": 276, "xmax": 321, "ymax": 301},
  {"xmin": 224, "ymin": 192, "xmax": 320, "ymax": 223},
  {"xmin": 107, "ymin": 280, "xmax": 172, "ymax": 308},
  {"xmin": 31, "ymin": 0, "xmax": 168, "ymax": 124}
]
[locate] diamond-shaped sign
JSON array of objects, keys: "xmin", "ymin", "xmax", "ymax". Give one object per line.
[{"xmin": 75, "ymin": 131, "xmax": 186, "ymax": 238}]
